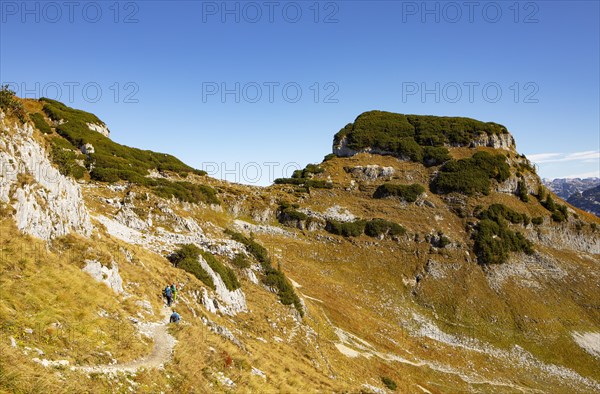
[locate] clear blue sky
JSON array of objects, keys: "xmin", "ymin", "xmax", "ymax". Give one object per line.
[{"xmin": 1, "ymin": 1, "xmax": 598, "ymax": 185}]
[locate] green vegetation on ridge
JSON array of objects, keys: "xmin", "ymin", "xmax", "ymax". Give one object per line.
[
  {"xmin": 38, "ymin": 98, "xmax": 217, "ymax": 204},
  {"xmin": 334, "ymin": 110, "xmax": 507, "ymax": 166},
  {"xmin": 274, "ymin": 163, "xmax": 332, "ymax": 190}
]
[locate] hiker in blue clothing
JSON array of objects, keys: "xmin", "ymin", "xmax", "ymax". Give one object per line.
[
  {"xmin": 170, "ymin": 310, "xmax": 181, "ymax": 323},
  {"xmin": 164, "ymin": 284, "xmax": 173, "ymax": 306}
]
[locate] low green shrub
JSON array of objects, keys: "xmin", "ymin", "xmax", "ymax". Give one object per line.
[
  {"xmin": 531, "ymin": 217, "xmax": 544, "ymax": 225},
  {"xmin": 395, "ymin": 137, "xmax": 424, "ymax": 162},
  {"xmin": 437, "ymin": 232, "xmax": 451, "ymax": 248},
  {"xmin": 478, "ymin": 204, "xmax": 530, "ymax": 225},
  {"xmin": 168, "ymin": 244, "xmax": 215, "ymax": 290},
  {"xmin": 0, "ymin": 85, "xmax": 26, "ymax": 122},
  {"xmin": 536, "ymin": 185, "xmax": 547, "ymax": 201},
  {"xmin": 29, "ymin": 113, "xmax": 52, "ymax": 134},
  {"xmin": 381, "ymin": 376, "xmax": 397, "ymax": 391},
  {"xmin": 49, "ymin": 139, "xmax": 85, "ymax": 179},
  {"xmin": 292, "ymin": 164, "xmax": 324, "ymax": 179},
  {"xmin": 231, "ymin": 253, "xmax": 251, "ymax": 269},
  {"xmin": 541, "ymin": 195, "xmax": 568, "ymax": 222},
  {"xmin": 325, "ymin": 219, "xmax": 366, "ymax": 237},
  {"xmin": 275, "ymin": 164, "xmax": 331, "ymax": 190},
  {"xmin": 263, "ymin": 266, "xmax": 303, "ymax": 313},
  {"xmin": 225, "ymin": 230, "xmax": 303, "ymax": 315},
  {"xmin": 373, "ymin": 183, "xmax": 425, "ymax": 202},
  {"xmin": 274, "ymin": 177, "xmax": 332, "ymax": 189},
  {"xmin": 541, "ymin": 195, "xmax": 557, "ymax": 211},
  {"xmin": 551, "ymin": 210, "xmax": 567, "ymax": 223},
  {"xmin": 423, "ymin": 146, "xmax": 451, "ymax": 167},
  {"xmin": 278, "ymin": 206, "xmax": 308, "ymax": 222},
  {"xmin": 90, "ymin": 167, "xmax": 120, "ymax": 183},
  {"xmin": 517, "ymin": 179, "xmax": 529, "ymax": 202},
  {"xmin": 152, "ymin": 181, "xmax": 219, "ymax": 205},
  {"xmin": 431, "ymin": 152, "xmax": 510, "ymax": 195},
  {"xmin": 225, "ymin": 230, "xmax": 271, "ymax": 265},
  {"xmin": 474, "ymin": 219, "xmax": 533, "ymax": 265},
  {"xmin": 201, "ymin": 251, "xmax": 240, "ymax": 291},
  {"xmin": 364, "ymin": 219, "xmax": 406, "ymax": 238}
]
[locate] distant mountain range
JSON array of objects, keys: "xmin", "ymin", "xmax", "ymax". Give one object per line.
[
  {"xmin": 543, "ymin": 177, "xmax": 600, "ymax": 216},
  {"xmin": 567, "ymin": 184, "xmax": 600, "ymax": 217}
]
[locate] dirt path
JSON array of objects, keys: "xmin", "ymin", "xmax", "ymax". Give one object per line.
[{"xmin": 76, "ymin": 306, "xmax": 176, "ymax": 374}]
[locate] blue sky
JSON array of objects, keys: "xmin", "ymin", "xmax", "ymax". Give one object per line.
[{"xmin": 1, "ymin": 0, "xmax": 598, "ymax": 185}]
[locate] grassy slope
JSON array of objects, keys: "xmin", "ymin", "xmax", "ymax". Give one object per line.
[
  {"xmin": 256, "ymin": 153, "xmax": 600, "ymax": 389},
  {"xmin": 1, "ymin": 102, "xmax": 599, "ymax": 393}
]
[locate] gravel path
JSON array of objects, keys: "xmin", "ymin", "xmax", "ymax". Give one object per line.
[{"xmin": 76, "ymin": 306, "xmax": 176, "ymax": 374}]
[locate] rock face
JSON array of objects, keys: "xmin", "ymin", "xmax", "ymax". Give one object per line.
[
  {"xmin": 233, "ymin": 219, "xmax": 294, "ymax": 237},
  {"xmin": 529, "ymin": 226, "xmax": 600, "ymax": 255},
  {"xmin": 199, "ymin": 256, "xmax": 247, "ymax": 315},
  {"xmin": 333, "ymin": 136, "xmax": 400, "ymax": 158},
  {"xmin": 115, "ymin": 207, "xmax": 151, "ymax": 231},
  {"xmin": 345, "ymin": 165, "xmax": 395, "ymax": 182},
  {"xmin": 323, "ymin": 205, "xmax": 356, "ymax": 222},
  {"xmin": 87, "ymin": 122, "xmax": 110, "ymax": 138},
  {"xmin": 199, "ymin": 255, "xmax": 248, "ymax": 316},
  {"xmin": 0, "ymin": 112, "xmax": 92, "ymax": 241},
  {"xmin": 469, "ymin": 132, "xmax": 515, "ymax": 150},
  {"xmin": 80, "ymin": 143, "xmax": 95, "ymax": 155},
  {"xmin": 113, "ymin": 193, "xmax": 152, "ymax": 231},
  {"xmin": 82, "ymin": 260, "xmax": 124, "ymax": 294}
]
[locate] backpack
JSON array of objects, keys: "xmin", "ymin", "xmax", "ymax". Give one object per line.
[
  {"xmin": 171, "ymin": 284, "xmax": 177, "ymax": 293},
  {"xmin": 165, "ymin": 286, "xmax": 172, "ymax": 297}
]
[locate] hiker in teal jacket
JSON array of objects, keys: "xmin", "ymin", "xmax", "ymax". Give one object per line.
[{"xmin": 171, "ymin": 283, "xmax": 178, "ymax": 304}]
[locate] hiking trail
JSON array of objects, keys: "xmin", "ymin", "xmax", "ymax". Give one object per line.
[{"xmin": 75, "ymin": 306, "xmax": 176, "ymax": 374}]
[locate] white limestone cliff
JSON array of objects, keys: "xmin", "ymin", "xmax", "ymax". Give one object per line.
[{"xmin": 0, "ymin": 112, "xmax": 92, "ymax": 240}]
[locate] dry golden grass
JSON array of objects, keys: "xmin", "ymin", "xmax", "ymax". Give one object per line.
[
  {"xmin": 21, "ymin": 99, "xmax": 43, "ymax": 114},
  {"xmin": 0, "ymin": 221, "xmax": 153, "ymax": 365},
  {"xmin": 2, "ymin": 115, "xmax": 599, "ymax": 393}
]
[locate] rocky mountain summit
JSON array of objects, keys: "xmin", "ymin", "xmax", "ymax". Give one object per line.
[{"xmin": 1, "ymin": 91, "xmax": 599, "ymax": 393}]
